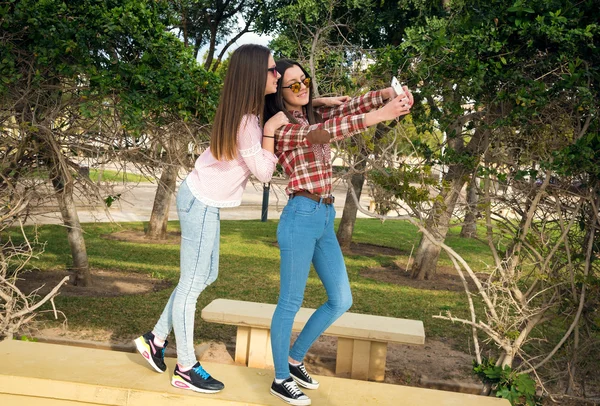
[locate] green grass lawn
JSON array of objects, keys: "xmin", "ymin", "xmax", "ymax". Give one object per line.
[
  {"xmin": 17, "ymin": 168, "xmax": 153, "ymax": 183},
  {"xmin": 12, "ymin": 219, "xmax": 495, "ymax": 350},
  {"xmin": 89, "ymin": 168, "xmax": 153, "ymax": 183}
]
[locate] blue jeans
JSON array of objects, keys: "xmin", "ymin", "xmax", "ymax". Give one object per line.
[
  {"xmin": 270, "ymin": 196, "xmax": 353, "ymax": 379},
  {"xmin": 153, "ymin": 180, "xmax": 220, "ymax": 368}
]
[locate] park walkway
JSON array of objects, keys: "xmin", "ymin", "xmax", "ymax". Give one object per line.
[{"xmin": 27, "ymin": 178, "xmax": 375, "ymax": 224}]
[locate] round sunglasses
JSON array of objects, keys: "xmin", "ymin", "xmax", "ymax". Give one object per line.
[{"xmin": 282, "ymin": 77, "xmax": 311, "ymax": 93}]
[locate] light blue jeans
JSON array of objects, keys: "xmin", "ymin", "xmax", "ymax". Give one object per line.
[
  {"xmin": 153, "ymin": 179, "xmax": 220, "ymax": 368},
  {"xmin": 270, "ymin": 196, "xmax": 353, "ymax": 380}
]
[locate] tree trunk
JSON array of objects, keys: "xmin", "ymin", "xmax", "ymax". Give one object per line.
[
  {"xmin": 203, "ymin": 27, "xmax": 217, "ymax": 70},
  {"xmin": 460, "ymin": 177, "xmax": 478, "ymax": 238},
  {"xmin": 336, "ymin": 121, "xmax": 398, "ymax": 250},
  {"xmin": 146, "ymin": 163, "xmax": 179, "ymax": 240},
  {"xmin": 51, "ymin": 171, "xmax": 91, "ymax": 287},
  {"xmin": 411, "ymin": 172, "xmax": 466, "ymax": 280},
  {"xmin": 411, "ymin": 127, "xmax": 488, "ymax": 280},
  {"xmin": 337, "ymin": 171, "xmax": 365, "ymax": 251}
]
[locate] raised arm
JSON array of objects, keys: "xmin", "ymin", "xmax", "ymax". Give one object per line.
[
  {"xmin": 275, "ymin": 115, "xmax": 365, "ymax": 153},
  {"xmin": 316, "ymin": 88, "xmax": 397, "ymax": 120},
  {"xmin": 276, "ymin": 92, "xmax": 413, "ymax": 153}
]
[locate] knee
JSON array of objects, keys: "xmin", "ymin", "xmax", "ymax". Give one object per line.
[
  {"xmin": 276, "ymin": 294, "xmax": 303, "ymax": 315},
  {"xmin": 205, "ymin": 272, "xmax": 218, "ymax": 287},
  {"xmin": 340, "ymin": 294, "xmax": 353, "ymax": 313},
  {"xmin": 329, "ymin": 293, "xmax": 352, "ymax": 315}
]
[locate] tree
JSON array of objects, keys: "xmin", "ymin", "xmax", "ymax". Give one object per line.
[
  {"xmin": 1, "ymin": 0, "xmax": 220, "ymax": 283},
  {"xmin": 397, "ymin": 0, "xmax": 598, "ymax": 279},
  {"xmin": 174, "ymin": 0, "xmax": 281, "ymax": 71},
  {"xmin": 336, "ymin": 122, "xmax": 397, "ymax": 250},
  {"xmin": 360, "ymin": 0, "xmax": 599, "ymax": 399}
]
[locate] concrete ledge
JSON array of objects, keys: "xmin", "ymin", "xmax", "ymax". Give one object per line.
[{"xmin": 0, "ymin": 339, "xmax": 509, "ymax": 405}]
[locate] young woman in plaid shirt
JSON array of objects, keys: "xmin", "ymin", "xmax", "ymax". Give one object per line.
[
  {"xmin": 133, "ymin": 44, "xmax": 291, "ymax": 394},
  {"xmin": 264, "ymin": 59, "xmax": 414, "ymax": 405}
]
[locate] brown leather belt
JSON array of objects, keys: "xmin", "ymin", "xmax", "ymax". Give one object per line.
[{"xmin": 289, "ymin": 190, "xmax": 335, "ymax": 205}]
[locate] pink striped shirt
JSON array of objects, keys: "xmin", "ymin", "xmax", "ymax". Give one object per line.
[{"xmin": 186, "ymin": 114, "xmax": 278, "ymax": 208}]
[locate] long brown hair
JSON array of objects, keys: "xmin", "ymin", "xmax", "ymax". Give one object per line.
[
  {"xmin": 211, "ymin": 44, "xmax": 271, "ymax": 161},
  {"xmin": 264, "ymin": 59, "xmax": 322, "ymax": 125}
]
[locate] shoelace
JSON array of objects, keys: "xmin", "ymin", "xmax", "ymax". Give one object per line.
[
  {"xmin": 298, "ymin": 364, "xmax": 311, "ymax": 380},
  {"xmin": 193, "ymin": 364, "xmax": 211, "ymax": 380},
  {"xmin": 283, "ymin": 380, "xmax": 304, "ymax": 397}
]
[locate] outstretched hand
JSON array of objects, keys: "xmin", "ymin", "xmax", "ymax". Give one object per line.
[{"xmin": 382, "ymin": 93, "xmax": 412, "ymax": 120}]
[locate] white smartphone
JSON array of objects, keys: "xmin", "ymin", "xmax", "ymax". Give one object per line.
[{"xmin": 391, "ymin": 76, "xmax": 406, "ymax": 97}]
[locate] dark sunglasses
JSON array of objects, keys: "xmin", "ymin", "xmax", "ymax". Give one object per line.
[
  {"xmin": 282, "ymin": 77, "xmax": 311, "ymax": 93},
  {"xmin": 267, "ymin": 67, "xmax": 278, "ymax": 77}
]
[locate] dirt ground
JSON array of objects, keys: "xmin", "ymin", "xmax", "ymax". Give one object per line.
[
  {"xmin": 102, "ymin": 230, "xmax": 181, "ymax": 245},
  {"xmin": 15, "ymin": 239, "xmax": 483, "ymax": 394},
  {"xmin": 15, "ymin": 268, "xmax": 172, "ymax": 297}
]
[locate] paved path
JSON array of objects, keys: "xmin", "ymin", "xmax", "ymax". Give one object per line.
[{"xmin": 28, "ymin": 179, "xmax": 375, "ymax": 225}]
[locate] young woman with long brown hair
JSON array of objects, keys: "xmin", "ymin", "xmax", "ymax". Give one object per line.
[
  {"xmin": 132, "ymin": 44, "xmax": 289, "ymax": 394},
  {"xmin": 264, "ymin": 59, "xmax": 414, "ymax": 405}
]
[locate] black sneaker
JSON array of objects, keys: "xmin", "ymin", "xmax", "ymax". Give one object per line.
[
  {"xmin": 270, "ymin": 377, "xmax": 311, "ymax": 405},
  {"xmin": 134, "ymin": 331, "xmax": 168, "ymax": 373},
  {"xmin": 171, "ymin": 362, "xmax": 224, "ymax": 393},
  {"xmin": 289, "ymin": 362, "xmax": 319, "ymax": 389}
]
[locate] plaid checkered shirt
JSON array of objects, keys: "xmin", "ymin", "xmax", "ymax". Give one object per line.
[{"xmin": 274, "ymin": 90, "xmax": 385, "ymax": 197}]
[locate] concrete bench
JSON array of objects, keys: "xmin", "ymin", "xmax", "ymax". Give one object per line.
[
  {"xmin": 201, "ymin": 298, "xmax": 425, "ymax": 382},
  {"xmin": 0, "ymin": 339, "xmax": 510, "ymax": 405}
]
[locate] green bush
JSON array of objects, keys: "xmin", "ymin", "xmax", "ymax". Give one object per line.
[{"xmin": 473, "ymin": 358, "xmax": 541, "ymax": 406}]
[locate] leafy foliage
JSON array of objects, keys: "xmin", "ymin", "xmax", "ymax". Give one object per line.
[{"xmin": 473, "ymin": 359, "xmax": 542, "ymax": 406}]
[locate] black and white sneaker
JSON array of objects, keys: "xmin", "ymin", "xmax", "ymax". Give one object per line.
[
  {"xmin": 270, "ymin": 377, "xmax": 311, "ymax": 405},
  {"xmin": 171, "ymin": 362, "xmax": 224, "ymax": 393},
  {"xmin": 289, "ymin": 362, "xmax": 319, "ymax": 389},
  {"xmin": 134, "ymin": 331, "xmax": 168, "ymax": 373}
]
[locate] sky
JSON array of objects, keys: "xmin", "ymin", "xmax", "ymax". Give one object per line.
[{"xmin": 197, "ymin": 16, "xmax": 273, "ymax": 62}]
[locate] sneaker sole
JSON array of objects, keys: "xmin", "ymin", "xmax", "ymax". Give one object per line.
[
  {"xmin": 133, "ymin": 337, "xmax": 165, "ymax": 373},
  {"xmin": 291, "ymin": 375, "xmax": 319, "ymax": 390},
  {"xmin": 270, "ymin": 388, "xmax": 311, "ymax": 406},
  {"xmin": 171, "ymin": 375, "xmax": 223, "ymax": 394}
]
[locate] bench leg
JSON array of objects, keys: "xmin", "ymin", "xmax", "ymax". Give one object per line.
[
  {"xmin": 336, "ymin": 337, "xmax": 353, "ymax": 378},
  {"xmin": 336, "ymin": 338, "xmax": 388, "ymax": 382},
  {"xmin": 368, "ymin": 341, "xmax": 387, "ymax": 382},
  {"xmin": 235, "ymin": 327, "xmax": 250, "ymax": 365},
  {"xmin": 351, "ymin": 339, "xmax": 371, "ymax": 380},
  {"xmin": 247, "ymin": 328, "xmax": 270, "ymax": 369},
  {"xmin": 235, "ymin": 327, "xmax": 273, "ymax": 369}
]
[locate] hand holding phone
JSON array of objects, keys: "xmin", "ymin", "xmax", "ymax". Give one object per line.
[{"xmin": 391, "ymin": 76, "xmax": 406, "ymax": 98}]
